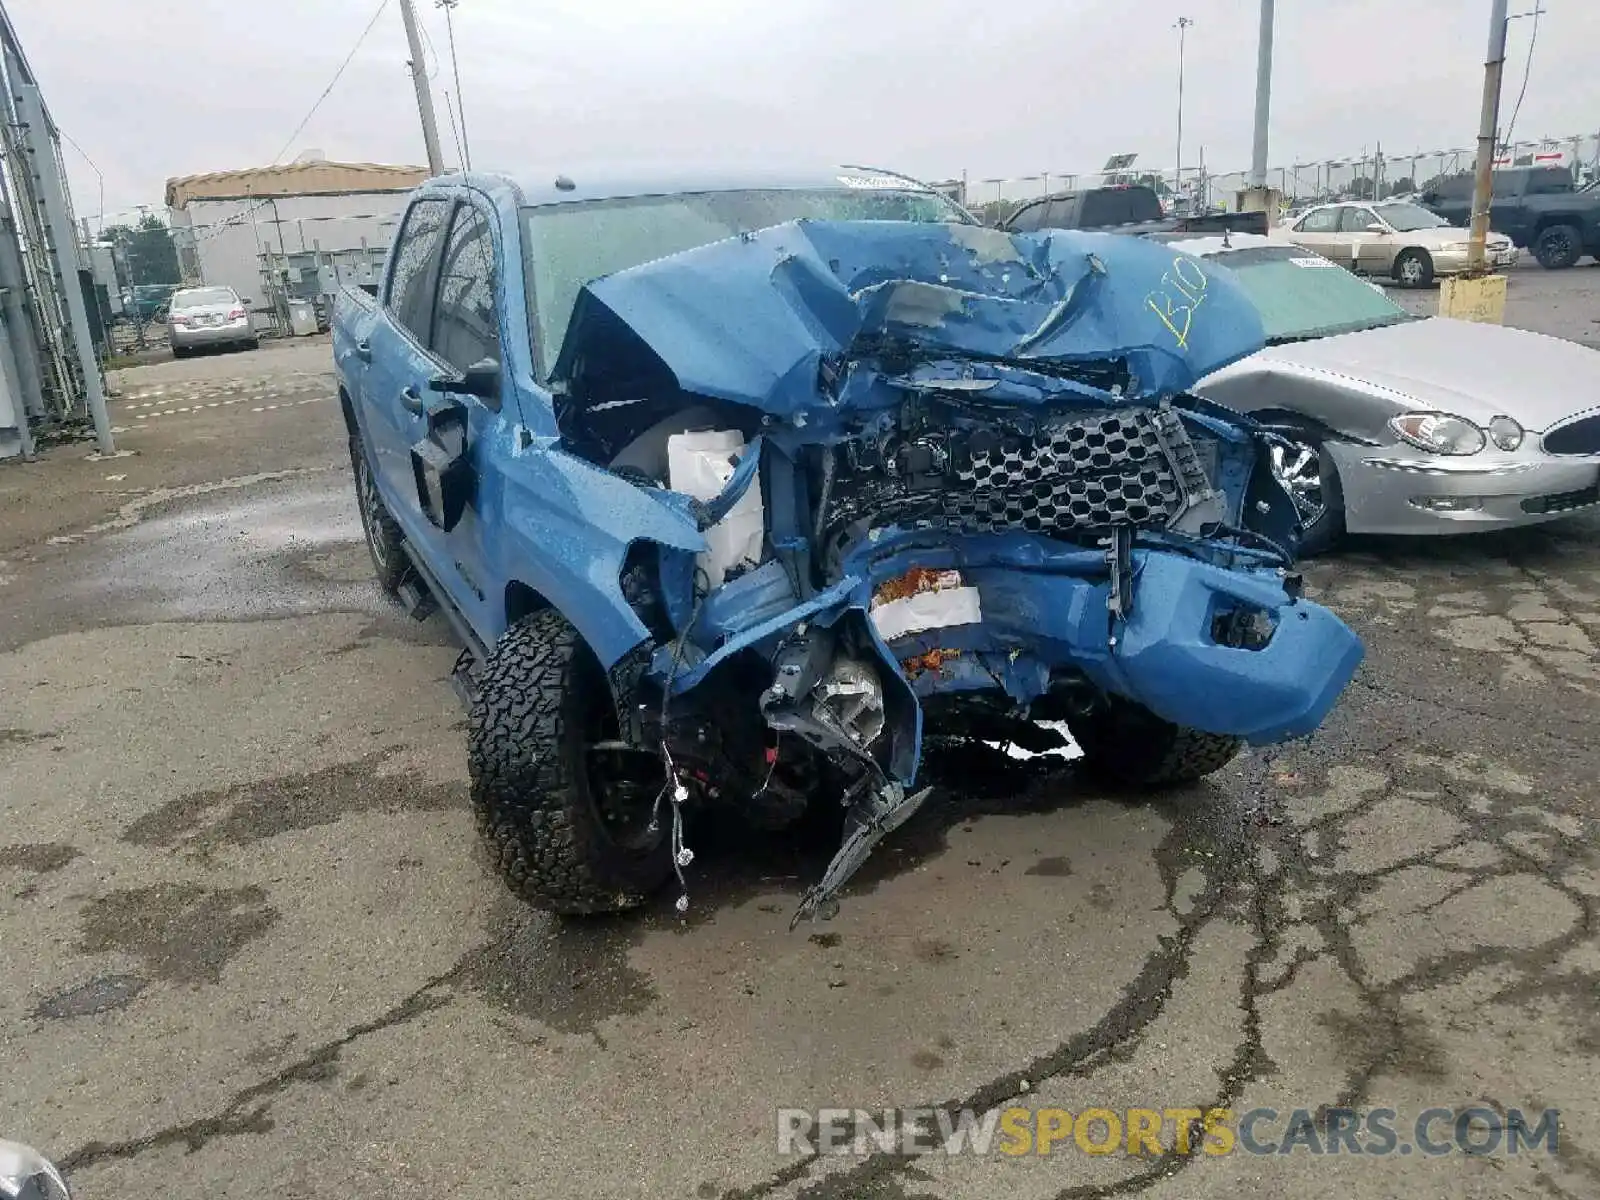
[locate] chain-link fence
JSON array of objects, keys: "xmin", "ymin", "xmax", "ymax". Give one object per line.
[{"xmin": 940, "ymin": 133, "xmax": 1600, "ymax": 223}]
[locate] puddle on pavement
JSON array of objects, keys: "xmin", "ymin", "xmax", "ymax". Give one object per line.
[
  {"xmin": 33, "ymin": 973, "xmax": 148, "ymax": 1019},
  {"xmin": 123, "ymin": 749, "xmax": 466, "ymax": 855},
  {"xmin": 71, "ymin": 481, "xmax": 391, "ymax": 624},
  {"xmin": 0, "ymin": 843, "xmax": 80, "ymax": 874},
  {"xmin": 77, "ymin": 882, "xmax": 278, "ymax": 985}
]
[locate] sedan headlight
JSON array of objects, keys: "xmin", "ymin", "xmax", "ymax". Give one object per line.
[
  {"xmin": 1389, "ymin": 412, "xmax": 1486, "ymax": 455},
  {"xmin": 1487, "ymin": 415, "xmax": 1524, "ymax": 451}
]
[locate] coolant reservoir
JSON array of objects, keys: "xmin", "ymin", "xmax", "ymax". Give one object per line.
[{"xmin": 666, "ymin": 430, "xmax": 765, "ymax": 589}]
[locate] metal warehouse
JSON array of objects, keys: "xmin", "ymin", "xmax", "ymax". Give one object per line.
[{"xmin": 165, "ymin": 153, "xmax": 426, "ymax": 323}]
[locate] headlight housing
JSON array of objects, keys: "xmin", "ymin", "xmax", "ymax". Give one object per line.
[
  {"xmin": 1388, "ymin": 412, "xmax": 1486, "ymax": 455},
  {"xmin": 1487, "ymin": 415, "xmax": 1524, "ymax": 451}
]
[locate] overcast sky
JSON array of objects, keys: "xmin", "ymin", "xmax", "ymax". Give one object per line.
[{"xmin": 11, "ymin": 0, "xmax": 1597, "ymax": 223}]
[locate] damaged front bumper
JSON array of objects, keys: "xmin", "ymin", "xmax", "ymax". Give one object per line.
[{"xmin": 654, "ymin": 532, "xmax": 1362, "ymax": 782}]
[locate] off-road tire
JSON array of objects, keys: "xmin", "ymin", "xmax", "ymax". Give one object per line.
[
  {"xmin": 468, "ymin": 609, "xmax": 672, "ymax": 914},
  {"xmin": 171, "ymin": 345, "xmax": 189, "ymax": 360},
  {"xmin": 1392, "ymin": 248, "xmax": 1434, "ymax": 288},
  {"xmin": 1534, "ymin": 223, "xmax": 1583, "ymax": 270},
  {"xmin": 1071, "ymin": 700, "xmax": 1243, "ymax": 788},
  {"xmin": 348, "ymin": 433, "xmax": 410, "ymax": 594}
]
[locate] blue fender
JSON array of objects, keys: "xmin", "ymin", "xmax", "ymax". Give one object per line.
[{"xmin": 485, "ymin": 436, "xmax": 707, "ymax": 666}]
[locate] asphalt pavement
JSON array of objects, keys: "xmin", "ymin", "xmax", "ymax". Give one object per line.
[{"xmin": 2, "ymin": 273, "xmax": 1600, "ymax": 1199}]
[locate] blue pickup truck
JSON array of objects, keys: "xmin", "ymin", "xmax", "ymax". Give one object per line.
[{"xmin": 333, "ymin": 165, "xmax": 1363, "ymax": 923}]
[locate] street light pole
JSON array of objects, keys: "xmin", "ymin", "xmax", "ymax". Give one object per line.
[
  {"xmin": 398, "ymin": 0, "xmax": 445, "ymax": 176},
  {"xmin": 1175, "ymin": 17, "xmax": 1192, "ymax": 205},
  {"xmin": 1467, "ymin": 0, "xmax": 1510, "ymax": 273}
]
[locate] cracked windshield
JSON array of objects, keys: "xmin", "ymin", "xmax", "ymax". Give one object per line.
[{"xmin": 4, "ymin": 0, "xmax": 1599, "ymax": 1197}]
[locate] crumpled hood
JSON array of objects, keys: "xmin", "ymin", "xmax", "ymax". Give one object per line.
[{"xmin": 553, "ymin": 220, "xmax": 1266, "ymax": 414}]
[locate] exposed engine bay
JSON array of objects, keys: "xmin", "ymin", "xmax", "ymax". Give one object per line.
[{"xmin": 530, "ymin": 219, "xmax": 1364, "ymax": 922}]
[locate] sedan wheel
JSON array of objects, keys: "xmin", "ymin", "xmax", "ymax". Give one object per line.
[
  {"xmin": 1270, "ymin": 441, "xmax": 1326, "ymax": 526},
  {"xmin": 1394, "ymin": 249, "xmax": 1433, "ymax": 287},
  {"xmin": 1268, "ymin": 436, "xmax": 1345, "ymax": 557}
]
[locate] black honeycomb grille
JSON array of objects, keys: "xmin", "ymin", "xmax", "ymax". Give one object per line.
[
  {"xmin": 824, "ymin": 407, "xmax": 1215, "ymax": 541},
  {"xmin": 948, "ymin": 412, "xmax": 1185, "ymax": 531}
]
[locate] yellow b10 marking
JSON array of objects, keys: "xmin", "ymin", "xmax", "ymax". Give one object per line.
[{"xmin": 1145, "ymin": 255, "xmax": 1209, "ymax": 349}]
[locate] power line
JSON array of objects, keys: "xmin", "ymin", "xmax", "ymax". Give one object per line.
[
  {"xmin": 271, "ymin": 0, "xmax": 393, "ymax": 164},
  {"xmin": 443, "ymin": 89, "xmax": 467, "ymax": 170},
  {"xmin": 1501, "ymin": 6, "xmax": 1542, "ymax": 153},
  {"xmin": 57, "ymin": 127, "xmax": 104, "ymax": 231},
  {"xmin": 438, "ymin": 0, "xmax": 472, "ymax": 170}
]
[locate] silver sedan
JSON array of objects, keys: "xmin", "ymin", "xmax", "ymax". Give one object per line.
[
  {"xmin": 167, "ymin": 285, "xmax": 259, "ymax": 357},
  {"xmin": 1166, "ymin": 233, "xmax": 1600, "ymax": 553}
]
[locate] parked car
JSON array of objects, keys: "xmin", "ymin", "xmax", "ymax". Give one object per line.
[
  {"xmin": 1419, "ymin": 166, "xmax": 1600, "ymax": 269},
  {"xmin": 123, "ymin": 283, "xmax": 177, "ymax": 323},
  {"xmin": 167, "ymin": 285, "xmax": 258, "ymax": 357},
  {"xmin": 1279, "ymin": 200, "xmax": 1518, "ymax": 286},
  {"xmin": 331, "ymin": 167, "xmax": 1361, "ymax": 923},
  {"xmin": 1152, "ymin": 232, "xmax": 1600, "ymax": 553},
  {"xmin": 1000, "ymin": 184, "xmax": 1270, "ymax": 237}
]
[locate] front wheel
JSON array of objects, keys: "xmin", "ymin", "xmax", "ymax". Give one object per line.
[
  {"xmin": 1393, "ymin": 248, "xmax": 1434, "ymax": 287},
  {"xmin": 1534, "ymin": 223, "xmax": 1583, "ymax": 270},
  {"xmin": 1070, "ymin": 700, "xmax": 1243, "ymax": 788},
  {"xmin": 468, "ymin": 609, "xmax": 673, "ymax": 914},
  {"xmin": 1267, "ymin": 432, "xmax": 1345, "ymax": 557}
]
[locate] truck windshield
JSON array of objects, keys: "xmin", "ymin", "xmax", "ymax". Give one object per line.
[
  {"xmin": 1205, "ymin": 245, "xmax": 1414, "ymax": 343},
  {"xmin": 522, "ymin": 187, "xmax": 968, "ymax": 378}
]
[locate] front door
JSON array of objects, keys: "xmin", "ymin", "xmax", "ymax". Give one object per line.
[
  {"xmin": 364, "ymin": 194, "xmax": 452, "ymax": 546},
  {"xmin": 408, "ymin": 198, "xmax": 512, "ymax": 635},
  {"xmin": 1288, "ymin": 206, "xmax": 1342, "ymax": 260},
  {"xmin": 1338, "ymin": 205, "xmax": 1393, "ymax": 275}
]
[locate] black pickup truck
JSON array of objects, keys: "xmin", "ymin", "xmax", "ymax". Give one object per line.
[
  {"xmin": 1418, "ymin": 167, "xmax": 1600, "ymax": 268},
  {"xmin": 999, "ymin": 184, "xmax": 1270, "ymax": 237}
]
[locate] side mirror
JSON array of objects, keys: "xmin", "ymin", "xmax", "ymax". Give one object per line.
[
  {"xmin": 431, "ymin": 356, "xmax": 501, "ymax": 405},
  {"xmin": 239, "ymin": 297, "xmax": 253, "ymax": 307},
  {"xmin": 0, "ymin": 1139, "xmax": 72, "ymax": 1198},
  {"xmin": 1365, "ymin": 223, "xmax": 1388, "ymax": 234}
]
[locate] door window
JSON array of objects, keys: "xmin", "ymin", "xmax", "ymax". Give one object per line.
[
  {"xmin": 431, "ymin": 205, "xmax": 500, "ymax": 372},
  {"xmin": 1296, "ymin": 208, "xmax": 1340, "ymax": 233},
  {"xmin": 386, "ymin": 197, "xmax": 451, "ymax": 344},
  {"xmin": 1338, "ymin": 207, "xmax": 1380, "ymax": 233}
]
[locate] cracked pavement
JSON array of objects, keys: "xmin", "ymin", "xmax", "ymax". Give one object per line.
[{"xmin": 3, "ymin": 295, "xmax": 1600, "ymax": 1198}]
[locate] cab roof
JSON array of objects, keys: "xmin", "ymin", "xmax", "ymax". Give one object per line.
[{"xmin": 423, "ymin": 164, "xmax": 949, "ymax": 208}]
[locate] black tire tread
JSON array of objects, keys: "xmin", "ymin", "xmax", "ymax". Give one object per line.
[
  {"xmin": 1534, "ymin": 222, "xmax": 1583, "ymax": 270},
  {"xmin": 1073, "ymin": 703, "xmax": 1244, "ymax": 787},
  {"xmin": 1393, "ymin": 248, "xmax": 1434, "ymax": 287},
  {"xmin": 349, "ymin": 433, "xmax": 410, "ymax": 594},
  {"xmin": 467, "ymin": 609, "xmax": 670, "ymax": 914}
]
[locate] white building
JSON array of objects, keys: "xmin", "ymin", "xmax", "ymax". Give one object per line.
[{"xmin": 166, "ymin": 154, "xmax": 427, "ymax": 309}]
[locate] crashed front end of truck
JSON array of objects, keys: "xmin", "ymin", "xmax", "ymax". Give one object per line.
[{"xmin": 539, "ymin": 220, "xmax": 1363, "ymax": 923}]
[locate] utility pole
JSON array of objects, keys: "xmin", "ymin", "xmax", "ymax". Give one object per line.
[
  {"xmin": 1174, "ymin": 17, "xmax": 1192, "ymax": 207},
  {"xmin": 1467, "ymin": 0, "xmax": 1510, "ymax": 272},
  {"xmin": 398, "ymin": 0, "xmax": 445, "ymax": 176},
  {"xmin": 1248, "ymin": 0, "xmax": 1275, "ymax": 189}
]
